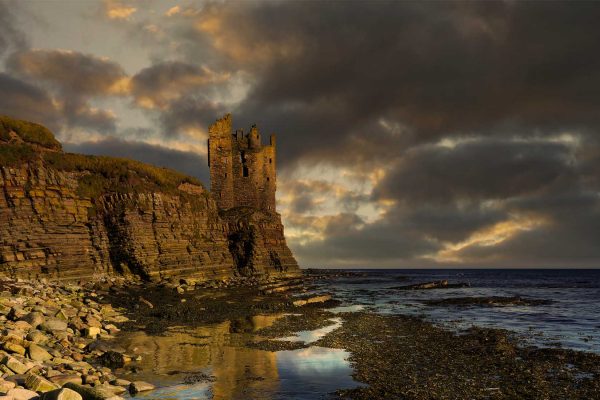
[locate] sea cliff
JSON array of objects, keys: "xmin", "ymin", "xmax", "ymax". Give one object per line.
[{"xmin": 0, "ymin": 116, "xmax": 300, "ymax": 281}]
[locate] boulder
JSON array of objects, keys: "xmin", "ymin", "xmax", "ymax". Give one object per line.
[
  {"xmin": 39, "ymin": 388, "xmax": 82, "ymax": 400},
  {"xmin": 62, "ymin": 383, "xmax": 123, "ymax": 400},
  {"xmin": 83, "ymin": 327, "xmax": 100, "ymax": 338},
  {"xmin": 24, "ymin": 374, "xmax": 58, "ymax": 393},
  {"xmin": 3, "ymin": 343, "xmax": 26, "ymax": 356},
  {"xmin": 5, "ymin": 388, "xmax": 38, "ymax": 400},
  {"xmin": 48, "ymin": 375, "xmax": 81, "ymax": 387},
  {"xmin": 0, "ymin": 379, "xmax": 16, "ymax": 392},
  {"xmin": 40, "ymin": 319, "xmax": 68, "ymax": 334},
  {"xmin": 19, "ymin": 312, "xmax": 45, "ymax": 328},
  {"xmin": 27, "ymin": 344, "xmax": 52, "ymax": 362},
  {"xmin": 1, "ymin": 355, "xmax": 30, "ymax": 374},
  {"xmin": 26, "ymin": 331, "xmax": 49, "ymax": 345},
  {"xmin": 128, "ymin": 381, "xmax": 155, "ymax": 394}
]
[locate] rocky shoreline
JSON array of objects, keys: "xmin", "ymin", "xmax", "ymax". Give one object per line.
[
  {"xmin": 0, "ymin": 277, "xmax": 156, "ymax": 400},
  {"xmin": 2, "ymin": 274, "xmax": 599, "ymax": 399}
]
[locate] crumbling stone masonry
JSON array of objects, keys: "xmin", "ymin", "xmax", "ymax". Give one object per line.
[{"xmin": 208, "ymin": 114, "xmax": 276, "ymax": 212}]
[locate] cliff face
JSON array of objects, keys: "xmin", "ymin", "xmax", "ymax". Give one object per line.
[{"xmin": 0, "ymin": 116, "xmax": 300, "ymax": 281}]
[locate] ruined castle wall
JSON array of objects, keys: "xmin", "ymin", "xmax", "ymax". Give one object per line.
[
  {"xmin": 208, "ymin": 115, "xmax": 234, "ymax": 210},
  {"xmin": 209, "ymin": 118, "xmax": 277, "ymax": 213}
]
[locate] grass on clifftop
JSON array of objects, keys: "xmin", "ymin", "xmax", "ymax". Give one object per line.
[
  {"xmin": 44, "ymin": 152, "xmax": 204, "ymax": 198},
  {"xmin": 0, "ymin": 116, "xmax": 62, "ymax": 150},
  {"xmin": 0, "ymin": 116, "xmax": 205, "ymax": 199}
]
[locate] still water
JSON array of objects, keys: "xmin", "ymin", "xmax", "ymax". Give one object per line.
[
  {"xmin": 118, "ymin": 269, "xmax": 600, "ymax": 399},
  {"xmin": 118, "ymin": 315, "xmax": 359, "ymax": 399}
]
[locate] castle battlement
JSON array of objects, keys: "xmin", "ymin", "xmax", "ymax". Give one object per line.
[{"xmin": 208, "ymin": 114, "xmax": 276, "ymax": 212}]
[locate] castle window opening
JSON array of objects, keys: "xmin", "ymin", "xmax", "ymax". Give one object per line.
[
  {"xmin": 269, "ymin": 158, "xmax": 272, "ymax": 164},
  {"xmin": 266, "ymin": 177, "xmax": 270, "ymax": 181},
  {"xmin": 243, "ymin": 166, "xmax": 249, "ymax": 177}
]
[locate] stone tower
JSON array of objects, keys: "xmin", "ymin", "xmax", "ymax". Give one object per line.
[{"xmin": 208, "ymin": 114, "xmax": 277, "ymax": 212}]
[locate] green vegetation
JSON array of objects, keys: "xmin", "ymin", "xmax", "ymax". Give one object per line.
[
  {"xmin": 0, "ymin": 116, "xmax": 62, "ymax": 150},
  {"xmin": 44, "ymin": 152, "xmax": 204, "ymax": 198},
  {"xmin": 0, "ymin": 116, "xmax": 207, "ymax": 200},
  {"xmin": 0, "ymin": 143, "xmax": 38, "ymax": 166}
]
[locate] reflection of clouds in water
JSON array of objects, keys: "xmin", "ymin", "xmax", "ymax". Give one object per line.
[
  {"xmin": 275, "ymin": 346, "xmax": 361, "ymax": 396},
  {"xmin": 127, "ymin": 383, "xmax": 212, "ymax": 400},
  {"xmin": 278, "ymin": 318, "xmax": 343, "ymax": 343},
  {"xmin": 277, "ymin": 346, "xmax": 351, "ymax": 375}
]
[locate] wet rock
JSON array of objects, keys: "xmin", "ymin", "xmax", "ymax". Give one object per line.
[
  {"xmin": 423, "ymin": 296, "xmax": 553, "ymax": 307},
  {"xmin": 39, "ymin": 388, "xmax": 82, "ymax": 400},
  {"xmin": 137, "ymin": 297, "xmax": 153, "ymax": 309},
  {"xmin": 292, "ymin": 295, "xmax": 332, "ymax": 307},
  {"xmin": 62, "ymin": 383, "xmax": 123, "ymax": 400},
  {"xmin": 128, "ymin": 381, "xmax": 155, "ymax": 394},
  {"xmin": 109, "ymin": 380, "xmax": 130, "ymax": 388},
  {"xmin": 96, "ymin": 352, "xmax": 126, "ymax": 369}
]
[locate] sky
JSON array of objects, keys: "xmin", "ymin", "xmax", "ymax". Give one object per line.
[{"xmin": 1, "ymin": 0, "xmax": 599, "ymax": 268}]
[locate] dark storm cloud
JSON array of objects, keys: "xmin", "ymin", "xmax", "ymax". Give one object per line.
[
  {"xmin": 0, "ymin": 73, "xmax": 61, "ymax": 131},
  {"xmin": 158, "ymin": 95, "xmax": 226, "ymax": 136},
  {"xmin": 290, "ymin": 211, "xmax": 439, "ymax": 267},
  {"xmin": 6, "ymin": 49, "xmax": 126, "ymax": 96},
  {"xmin": 129, "ymin": 61, "xmax": 228, "ymax": 135},
  {"xmin": 177, "ymin": 0, "xmax": 599, "ymax": 267},
  {"xmin": 176, "ymin": 0, "xmax": 600, "ymax": 164},
  {"xmin": 6, "ymin": 49, "xmax": 127, "ymax": 134},
  {"xmin": 0, "ymin": 1, "xmax": 27, "ymax": 57},
  {"xmin": 3, "ymin": 0, "xmax": 600, "ymax": 267},
  {"xmin": 373, "ymin": 139, "xmax": 574, "ymax": 205},
  {"xmin": 64, "ymin": 137, "xmax": 209, "ymax": 183}
]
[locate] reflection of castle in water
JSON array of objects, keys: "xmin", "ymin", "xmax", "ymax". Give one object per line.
[{"xmin": 118, "ymin": 316, "xmax": 282, "ymax": 399}]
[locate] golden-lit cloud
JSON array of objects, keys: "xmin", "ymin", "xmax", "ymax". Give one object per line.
[
  {"xmin": 194, "ymin": 5, "xmax": 303, "ymax": 64},
  {"xmin": 427, "ymin": 214, "xmax": 548, "ymax": 263},
  {"xmin": 165, "ymin": 6, "xmax": 181, "ymax": 17},
  {"xmin": 8, "ymin": 49, "xmax": 127, "ymax": 96},
  {"xmin": 105, "ymin": 0, "xmax": 137, "ymax": 20},
  {"xmin": 130, "ymin": 62, "xmax": 230, "ymax": 110}
]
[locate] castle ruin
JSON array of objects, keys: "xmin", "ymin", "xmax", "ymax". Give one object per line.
[{"xmin": 208, "ymin": 114, "xmax": 276, "ymax": 212}]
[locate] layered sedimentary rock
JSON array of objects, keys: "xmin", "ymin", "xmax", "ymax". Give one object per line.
[
  {"xmin": 0, "ymin": 116, "xmax": 300, "ymax": 281},
  {"xmin": 222, "ymin": 208, "xmax": 300, "ymax": 279}
]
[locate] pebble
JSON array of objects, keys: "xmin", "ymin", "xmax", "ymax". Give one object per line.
[{"xmin": 0, "ymin": 278, "xmax": 149, "ymax": 400}]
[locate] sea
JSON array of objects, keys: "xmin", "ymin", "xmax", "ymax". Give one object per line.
[
  {"xmin": 122, "ymin": 268, "xmax": 600, "ymax": 399},
  {"xmin": 319, "ymin": 268, "xmax": 600, "ymax": 353}
]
